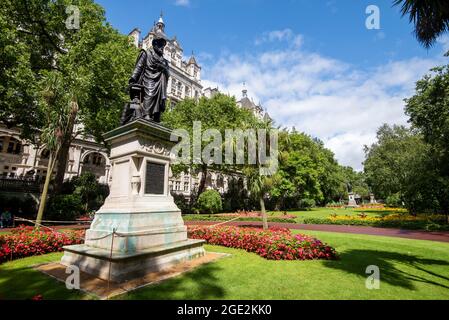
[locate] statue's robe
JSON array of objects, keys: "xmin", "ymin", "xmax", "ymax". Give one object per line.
[{"xmin": 129, "ymin": 48, "xmax": 169, "ymax": 120}]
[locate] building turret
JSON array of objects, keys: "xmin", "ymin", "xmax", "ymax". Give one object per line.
[
  {"xmin": 187, "ymin": 52, "xmax": 201, "ymax": 80},
  {"xmin": 128, "ymin": 28, "xmax": 141, "ymax": 48},
  {"xmin": 155, "ymin": 12, "xmax": 165, "ymax": 32}
]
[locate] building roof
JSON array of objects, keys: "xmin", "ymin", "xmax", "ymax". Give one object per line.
[
  {"xmin": 237, "ymin": 88, "xmax": 271, "ymax": 120},
  {"xmin": 188, "ymin": 55, "xmax": 199, "ymax": 67},
  {"xmin": 239, "ymin": 96, "xmax": 258, "ymax": 111}
]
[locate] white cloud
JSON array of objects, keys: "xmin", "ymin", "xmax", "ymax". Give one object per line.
[
  {"xmin": 255, "ymin": 29, "xmax": 303, "ymax": 48},
  {"xmin": 175, "ymin": 0, "xmax": 190, "ymax": 7},
  {"xmin": 202, "ymin": 30, "xmax": 446, "ymax": 170}
]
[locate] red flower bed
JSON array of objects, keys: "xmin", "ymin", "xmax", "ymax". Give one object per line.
[
  {"xmin": 188, "ymin": 226, "xmax": 338, "ymax": 261},
  {"xmin": 0, "ymin": 226, "xmax": 84, "ymax": 264}
]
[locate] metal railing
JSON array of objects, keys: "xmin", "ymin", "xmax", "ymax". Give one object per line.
[{"xmin": 0, "ymin": 177, "xmax": 43, "ymax": 193}]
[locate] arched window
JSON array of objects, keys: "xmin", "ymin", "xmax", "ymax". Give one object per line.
[
  {"xmin": 82, "ymin": 152, "xmax": 107, "ymax": 182},
  {"xmin": 84, "ymin": 152, "xmax": 105, "ymax": 167}
]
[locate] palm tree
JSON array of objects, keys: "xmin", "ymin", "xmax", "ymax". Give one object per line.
[
  {"xmin": 393, "ymin": 0, "xmax": 449, "ymax": 48},
  {"xmin": 244, "ymin": 127, "xmax": 281, "ymax": 230},
  {"xmin": 246, "ymin": 171, "xmax": 271, "ymax": 230}
]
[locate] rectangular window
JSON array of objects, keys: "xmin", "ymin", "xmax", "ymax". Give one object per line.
[
  {"xmin": 14, "ymin": 143, "xmax": 21, "ymax": 154},
  {"xmin": 7, "ymin": 142, "xmax": 14, "ymax": 154}
]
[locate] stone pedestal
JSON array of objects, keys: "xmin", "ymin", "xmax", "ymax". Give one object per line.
[
  {"xmin": 61, "ymin": 120, "xmax": 205, "ymax": 283},
  {"xmin": 347, "ymin": 192, "xmax": 359, "ymax": 208},
  {"xmin": 370, "ymin": 193, "xmax": 377, "ymax": 204}
]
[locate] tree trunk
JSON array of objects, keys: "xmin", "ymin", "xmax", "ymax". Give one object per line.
[
  {"xmin": 260, "ymin": 196, "xmax": 268, "ymax": 230},
  {"xmin": 53, "ymin": 100, "xmax": 78, "ymax": 194},
  {"xmin": 53, "ymin": 140, "xmax": 70, "ymax": 194},
  {"xmin": 35, "ymin": 153, "xmax": 57, "ymax": 228}
]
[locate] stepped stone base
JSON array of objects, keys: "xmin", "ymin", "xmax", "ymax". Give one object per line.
[{"xmin": 62, "ymin": 239, "xmax": 205, "ymax": 283}]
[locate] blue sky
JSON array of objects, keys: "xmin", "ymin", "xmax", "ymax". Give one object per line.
[{"xmin": 97, "ymin": 0, "xmax": 449, "ymax": 170}]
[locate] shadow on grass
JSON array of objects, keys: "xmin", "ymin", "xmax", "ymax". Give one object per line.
[
  {"xmin": 122, "ymin": 261, "xmax": 226, "ymax": 300},
  {"xmin": 0, "ymin": 265, "xmax": 83, "ymax": 300},
  {"xmin": 323, "ymin": 249, "xmax": 449, "ymax": 290}
]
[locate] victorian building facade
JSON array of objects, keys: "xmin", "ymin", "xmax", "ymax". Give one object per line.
[{"xmin": 0, "ymin": 124, "xmax": 110, "ymax": 186}]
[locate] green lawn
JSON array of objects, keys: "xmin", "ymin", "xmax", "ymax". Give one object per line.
[
  {"xmin": 0, "ymin": 253, "xmax": 92, "ymax": 300},
  {"xmin": 1, "ymin": 230, "xmax": 449, "ymax": 300},
  {"xmin": 269, "ymin": 207, "xmax": 398, "ymax": 222}
]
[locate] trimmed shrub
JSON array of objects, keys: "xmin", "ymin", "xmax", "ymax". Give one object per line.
[
  {"xmin": 45, "ymin": 194, "xmax": 84, "ymax": 221},
  {"xmin": 182, "ymin": 215, "xmax": 296, "ymax": 224},
  {"xmin": 303, "ymin": 214, "xmax": 449, "ymax": 231},
  {"xmin": 196, "ymin": 190, "xmax": 223, "ymax": 214},
  {"xmin": 298, "ymin": 198, "xmax": 316, "ymax": 210},
  {"xmin": 386, "ymin": 193, "xmax": 402, "ymax": 208},
  {"xmin": 72, "ymin": 173, "xmax": 109, "ymax": 212}
]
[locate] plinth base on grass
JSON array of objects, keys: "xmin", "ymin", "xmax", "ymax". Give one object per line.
[
  {"xmin": 39, "ymin": 252, "xmax": 228, "ymax": 299},
  {"xmin": 62, "ymin": 239, "xmax": 205, "ymax": 283}
]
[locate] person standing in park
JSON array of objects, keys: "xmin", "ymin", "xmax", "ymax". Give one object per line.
[{"xmin": 0, "ymin": 208, "xmax": 12, "ymax": 228}]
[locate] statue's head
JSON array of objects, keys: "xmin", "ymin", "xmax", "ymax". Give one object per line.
[
  {"xmin": 152, "ymin": 38, "xmax": 167, "ymax": 56},
  {"xmin": 152, "ymin": 30, "xmax": 168, "ymax": 56}
]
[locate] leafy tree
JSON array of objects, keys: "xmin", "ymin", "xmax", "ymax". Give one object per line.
[
  {"xmin": 163, "ymin": 93, "xmax": 256, "ymax": 197},
  {"xmin": 73, "ymin": 172, "xmax": 108, "ymax": 212},
  {"xmin": 317, "ymin": 145, "xmax": 348, "ymax": 204},
  {"xmin": 222, "ymin": 177, "xmax": 249, "ymax": 212},
  {"xmin": 363, "ymin": 124, "xmax": 437, "ymax": 213},
  {"xmin": 266, "ymin": 128, "xmax": 350, "ymax": 210},
  {"xmin": 1, "ymin": 0, "xmax": 137, "ymax": 225},
  {"xmin": 405, "ymin": 64, "xmax": 449, "ymax": 214},
  {"xmin": 270, "ymin": 130, "xmax": 325, "ymax": 209},
  {"xmin": 0, "ymin": 13, "xmax": 39, "ymax": 135},
  {"xmin": 0, "ymin": 0, "xmax": 137, "ymax": 192}
]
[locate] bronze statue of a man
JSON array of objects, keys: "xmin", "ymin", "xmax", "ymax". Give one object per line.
[{"xmin": 122, "ymin": 30, "xmax": 170, "ymax": 124}]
